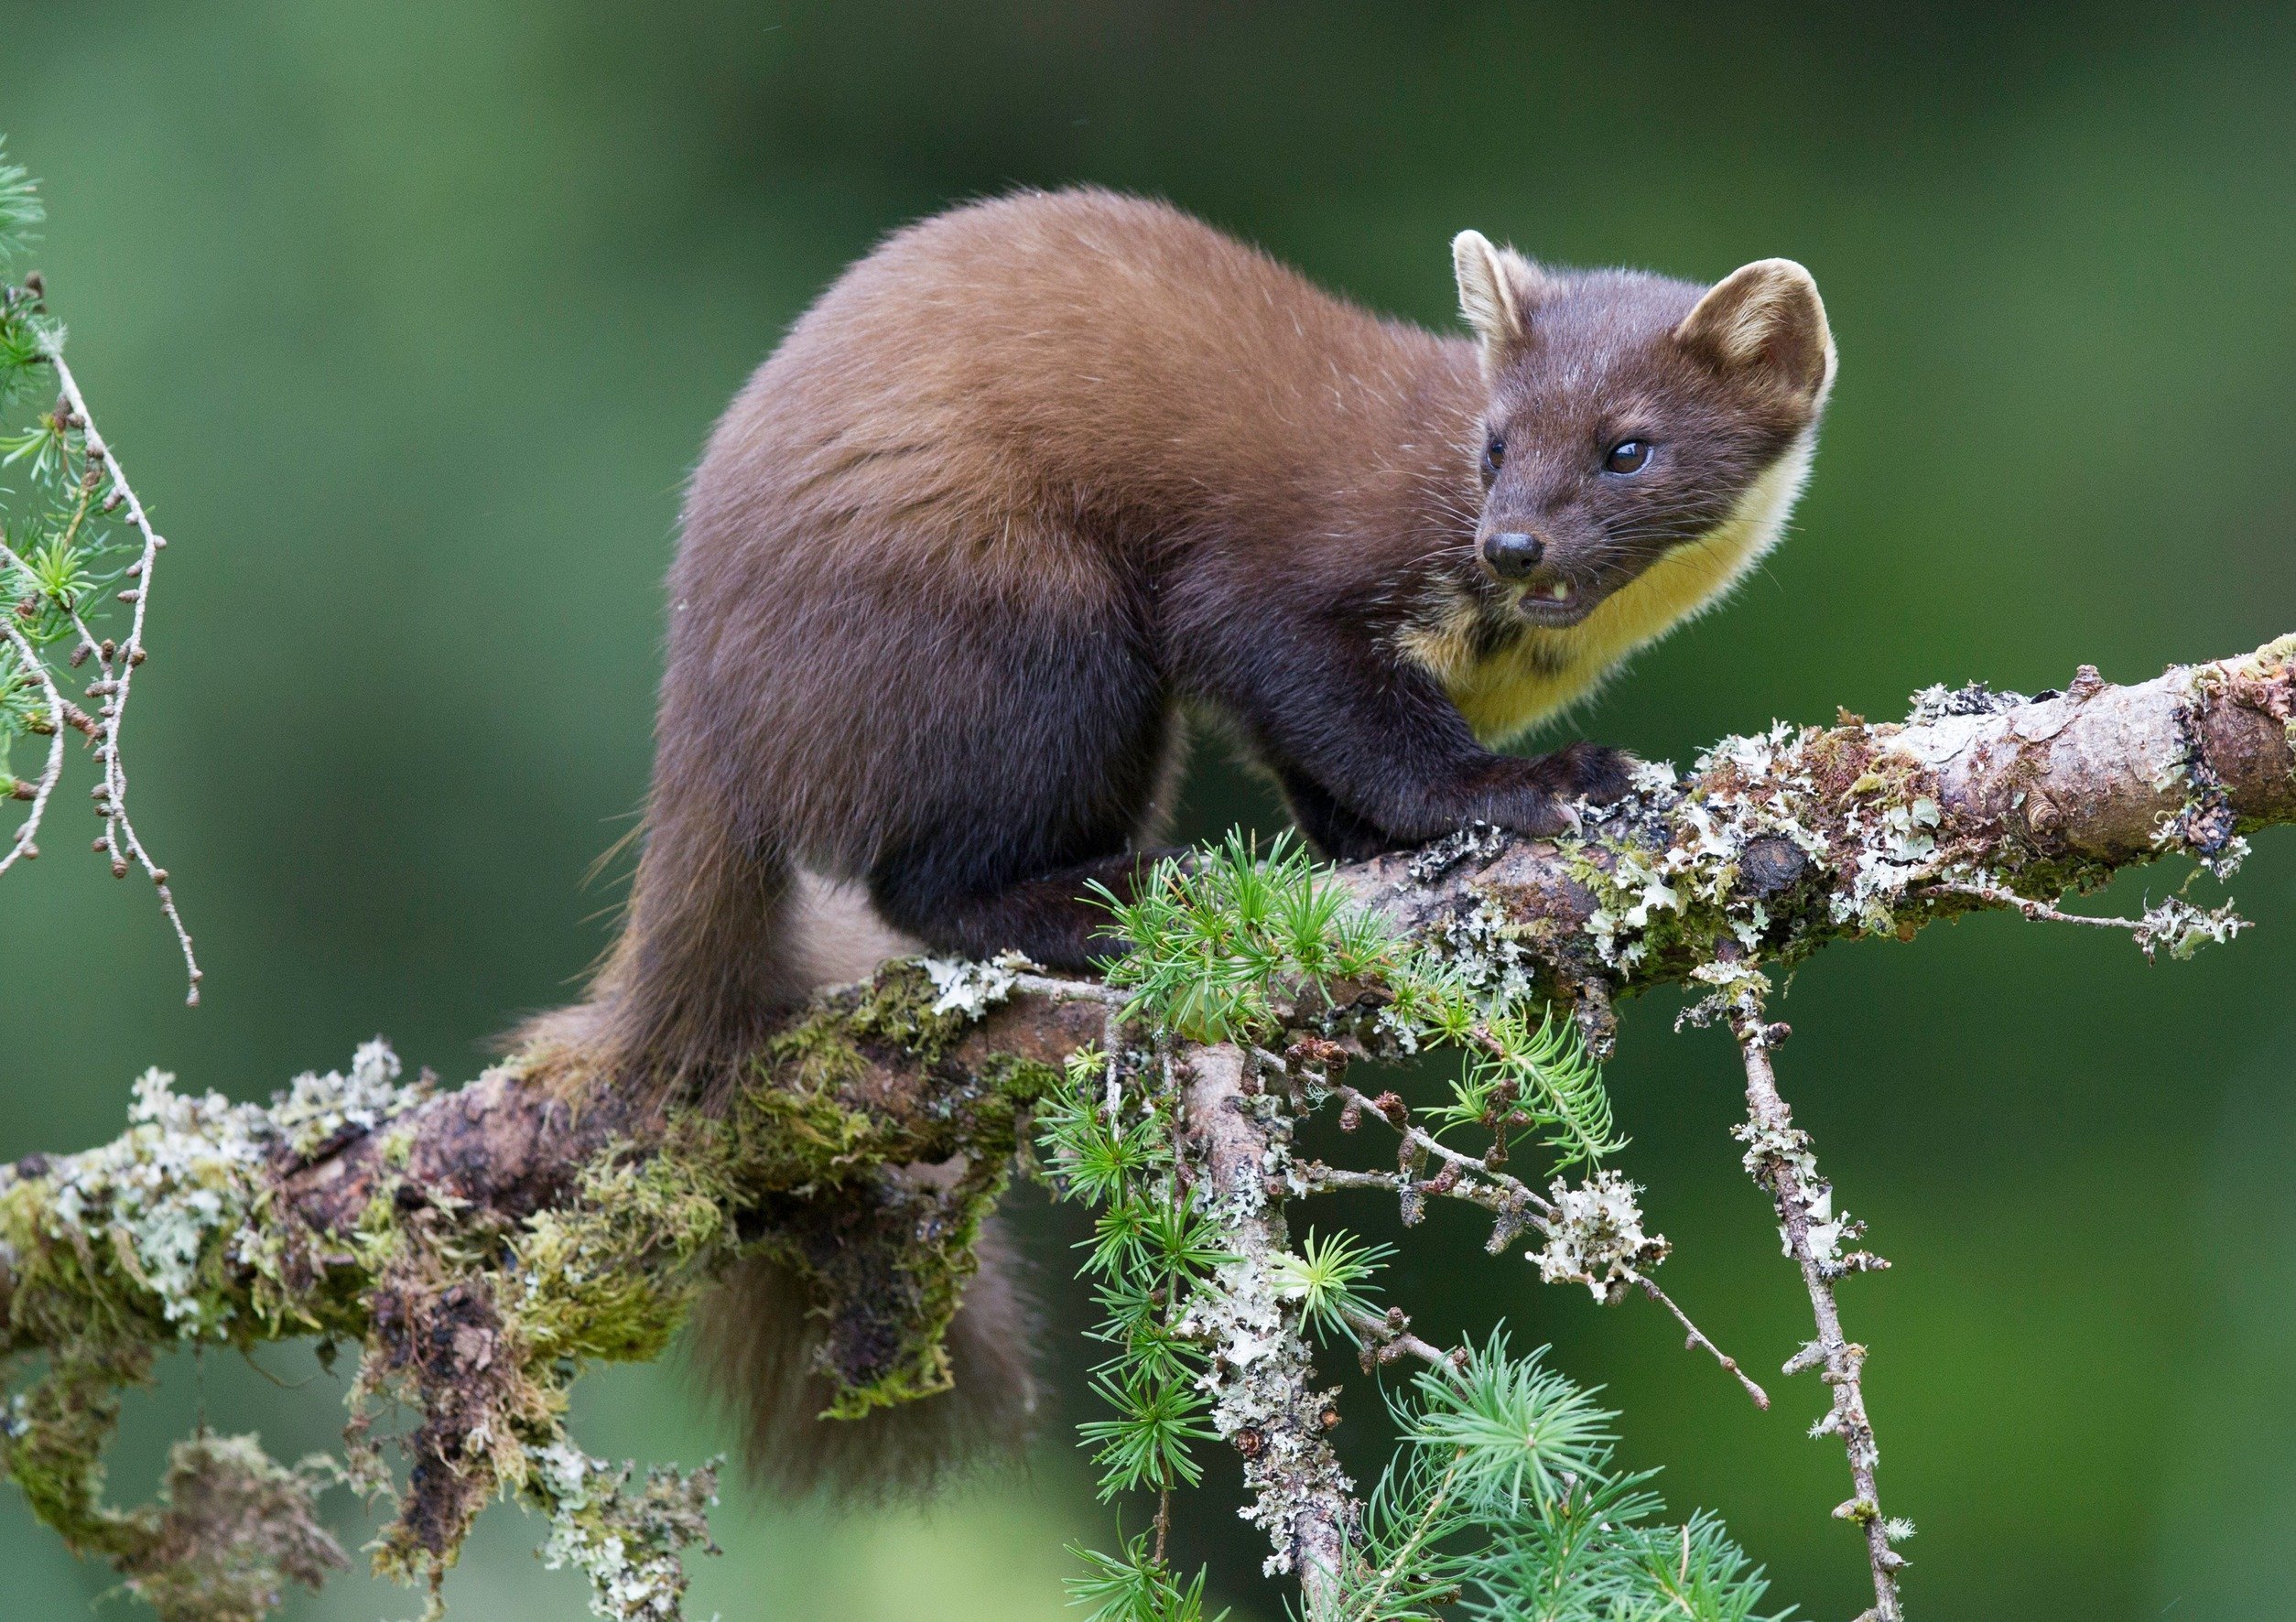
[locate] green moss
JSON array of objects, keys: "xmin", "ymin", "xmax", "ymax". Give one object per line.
[
  {"xmin": 504, "ymin": 1129, "xmax": 739, "ymax": 1366},
  {"xmin": 761, "ymin": 957, "xmax": 988, "ymax": 1088},
  {"xmin": 803, "ymin": 1151, "xmax": 1018, "ymax": 1421},
  {"xmin": 732, "ymin": 1072, "xmax": 883, "ymax": 1191},
  {"xmin": 3, "ymin": 1348, "xmax": 149, "ymax": 1559}
]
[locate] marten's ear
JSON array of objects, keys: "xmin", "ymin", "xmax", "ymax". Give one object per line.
[
  {"xmin": 1676, "ymin": 259, "xmax": 1835, "ymax": 404},
  {"xmin": 1451, "ymin": 230, "xmax": 1555, "ymax": 377}
]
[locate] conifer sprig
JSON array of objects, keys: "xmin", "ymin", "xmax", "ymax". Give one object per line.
[
  {"xmin": 1271, "ymin": 1227, "xmax": 1393, "ymax": 1346},
  {"xmin": 1310, "ymin": 1334, "xmax": 1785, "ymax": 1622},
  {"xmin": 1066, "ymin": 1533, "xmax": 1230, "ymax": 1622},
  {"xmin": 1040, "ymin": 1047, "xmax": 1229, "ymax": 1598},
  {"xmin": 1090, "ymin": 830, "xmax": 1393, "ymax": 1042}
]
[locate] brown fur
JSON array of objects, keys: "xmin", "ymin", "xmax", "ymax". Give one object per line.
[
  {"xmin": 555, "ymin": 188, "xmax": 1835, "ymax": 1497},
  {"xmin": 691, "ymin": 1191, "xmax": 1040, "ymax": 1501}
]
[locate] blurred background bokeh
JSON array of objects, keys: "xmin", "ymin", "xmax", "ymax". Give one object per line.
[{"xmin": 4, "ymin": 5, "xmax": 2295, "ymax": 1617}]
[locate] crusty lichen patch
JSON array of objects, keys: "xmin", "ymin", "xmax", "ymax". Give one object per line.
[
  {"xmin": 122, "ymin": 1433, "xmax": 348, "ymax": 1622},
  {"xmin": 528, "ymin": 1440, "xmax": 720, "ymax": 1622}
]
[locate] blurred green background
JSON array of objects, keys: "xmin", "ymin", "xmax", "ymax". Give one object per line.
[{"xmin": 5, "ymin": 4, "xmax": 2295, "ymax": 1617}]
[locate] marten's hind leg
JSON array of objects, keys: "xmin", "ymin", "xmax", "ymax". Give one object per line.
[
  {"xmin": 852, "ymin": 546, "xmax": 1184, "ymax": 972},
  {"xmin": 870, "ymin": 845, "xmax": 1181, "ymax": 971}
]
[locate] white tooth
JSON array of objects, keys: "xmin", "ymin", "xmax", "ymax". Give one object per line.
[{"xmin": 1548, "ymin": 583, "xmax": 1570, "ymax": 601}]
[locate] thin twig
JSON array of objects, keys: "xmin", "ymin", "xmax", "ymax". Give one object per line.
[
  {"xmin": 1300, "ymin": 1159, "xmax": 1530, "ymax": 1222},
  {"xmin": 1727, "ymin": 1006, "xmax": 1903, "ymax": 1622},
  {"xmin": 0, "ymin": 611, "xmax": 63, "ymax": 872},
  {"xmin": 1622, "ymin": 1269, "xmax": 1770, "ymax": 1410},
  {"xmin": 1327, "ymin": 1080, "xmax": 1556, "ymax": 1221},
  {"xmin": 1316, "ymin": 1080, "xmax": 1762, "ymax": 1406},
  {"xmin": 1339, "ymin": 1304, "xmax": 1456, "ymax": 1372},
  {"xmin": 42, "ymin": 342, "xmax": 200, "ymax": 1001},
  {"xmin": 1926, "ymin": 878, "xmax": 2145, "ymax": 933}
]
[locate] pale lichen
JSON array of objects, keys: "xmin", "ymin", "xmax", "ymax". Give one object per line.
[
  {"xmin": 1731, "ymin": 1117, "xmax": 1883, "ymax": 1279},
  {"xmin": 920, "ymin": 949, "xmax": 1033, "ymax": 1018},
  {"xmin": 1903, "ymin": 680, "xmax": 2032, "ymax": 724},
  {"xmin": 1171, "ymin": 1065, "xmax": 1355, "ymax": 1581},
  {"xmin": 2130, "ymin": 894, "xmax": 2249, "ymax": 960},
  {"xmin": 45, "ymin": 1068, "xmax": 270, "ymax": 1335},
  {"xmin": 1528, "ymin": 1171, "xmax": 1670, "ymax": 1303},
  {"xmin": 528, "ymin": 1439, "xmax": 720, "ymax": 1622},
  {"xmin": 272, "ymin": 1038, "xmax": 428, "ymax": 1158}
]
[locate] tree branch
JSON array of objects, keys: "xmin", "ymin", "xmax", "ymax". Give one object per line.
[{"xmin": 5, "ymin": 633, "xmax": 2291, "ymax": 1617}]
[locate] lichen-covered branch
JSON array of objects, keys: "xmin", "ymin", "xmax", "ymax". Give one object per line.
[
  {"xmin": 5, "ymin": 634, "xmax": 2291, "ymax": 1619},
  {"xmin": 1346, "ymin": 636, "xmax": 2295, "ymax": 1035},
  {"xmin": 1726, "ymin": 1007, "xmax": 1906, "ymax": 1622},
  {"xmin": 1171, "ymin": 1043, "xmax": 1353, "ymax": 1605}
]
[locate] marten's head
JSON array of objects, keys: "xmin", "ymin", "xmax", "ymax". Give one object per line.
[{"xmin": 1449, "ymin": 231, "xmax": 1834, "ymax": 632}]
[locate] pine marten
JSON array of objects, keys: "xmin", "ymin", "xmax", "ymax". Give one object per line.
[{"xmin": 557, "ymin": 188, "xmax": 1835, "ymax": 1494}]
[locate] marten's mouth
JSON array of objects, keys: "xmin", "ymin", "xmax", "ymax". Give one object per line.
[{"xmin": 1513, "ymin": 579, "xmax": 1597, "ymax": 628}]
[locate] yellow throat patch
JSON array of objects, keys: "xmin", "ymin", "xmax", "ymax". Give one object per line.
[{"xmin": 1407, "ymin": 432, "xmax": 1816, "ymax": 745}]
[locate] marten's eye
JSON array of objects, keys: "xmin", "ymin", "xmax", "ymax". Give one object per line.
[
  {"xmin": 1604, "ymin": 439, "xmax": 1651, "ymax": 474},
  {"xmin": 1484, "ymin": 438, "xmax": 1505, "ymax": 473}
]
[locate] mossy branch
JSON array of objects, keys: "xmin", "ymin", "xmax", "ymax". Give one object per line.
[{"xmin": 4, "ymin": 633, "xmax": 2291, "ymax": 1620}]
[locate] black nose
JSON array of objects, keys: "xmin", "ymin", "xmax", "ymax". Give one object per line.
[{"xmin": 1481, "ymin": 531, "xmax": 1544, "ymax": 579}]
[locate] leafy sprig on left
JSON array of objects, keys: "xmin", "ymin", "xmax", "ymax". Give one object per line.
[{"xmin": 0, "ymin": 136, "xmax": 200, "ymax": 999}]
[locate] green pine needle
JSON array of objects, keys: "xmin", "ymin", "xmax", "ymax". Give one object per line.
[
  {"xmin": 1400, "ymin": 1332, "xmax": 1617, "ymax": 1517},
  {"xmin": 1426, "ymin": 1004, "xmax": 1624, "ymax": 1172},
  {"xmin": 1093, "ymin": 829, "xmax": 1394, "ymax": 1042},
  {"xmin": 1079, "ymin": 1368, "xmax": 1216, "ymax": 1498},
  {"xmin": 1067, "ymin": 1535, "xmax": 1228, "ymax": 1622},
  {"xmin": 1271, "ymin": 1227, "xmax": 1393, "ymax": 1346},
  {"xmin": 1334, "ymin": 1333, "xmax": 1784, "ymax": 1622}
]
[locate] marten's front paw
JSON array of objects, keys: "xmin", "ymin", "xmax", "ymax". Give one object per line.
[
  {"xmin": 1534, "ymin": 741, "xmax": 1637, "ymax": 807},
  {"xmin": 1472, "ymin": 743, "xmax": 1638, "ymax": 838}
]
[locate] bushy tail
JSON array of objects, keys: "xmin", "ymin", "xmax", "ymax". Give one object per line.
[
  {"xmin": 691, "ymin": 1214, "xmax": 1041, "ymax": 1500},
  {"xmin": 520, "ymin": 793, "xmax": 1040, "ymax": 1498}
]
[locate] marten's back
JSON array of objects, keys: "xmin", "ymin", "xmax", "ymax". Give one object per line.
[
  {"xmin": 690, "ymin": 188, "xmax": 1469, "ymax": 565},
  {"xmin": 662, "ymin": 189, "xmax": 1477, "ymax": 870}
]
